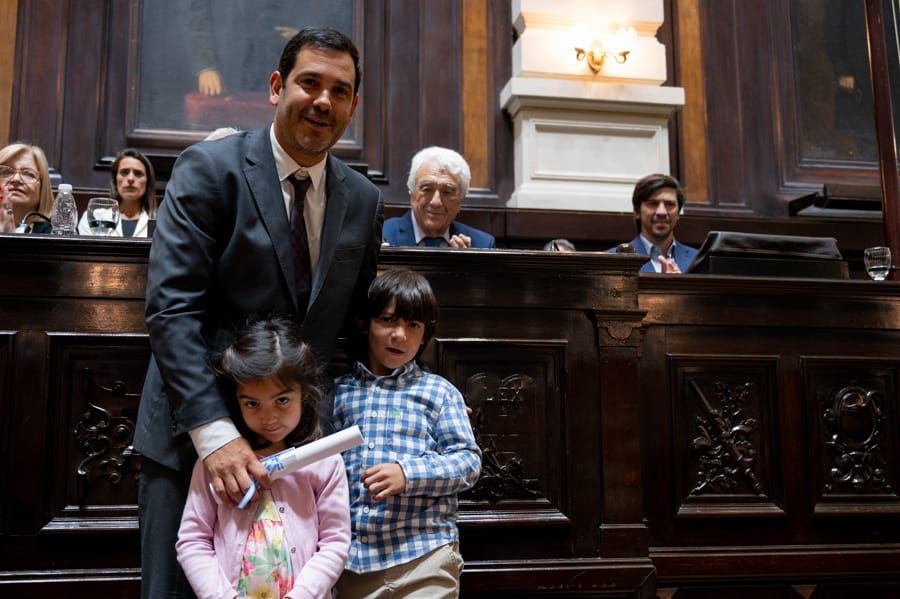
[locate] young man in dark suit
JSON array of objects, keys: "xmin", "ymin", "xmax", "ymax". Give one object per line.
[
  {"xmin": 382, "ymin": 146, "xmax": 496, "ymax": 249},
  {"xmin": 134, "ymin": 27, "xmax": 383, "ymax": 598}
]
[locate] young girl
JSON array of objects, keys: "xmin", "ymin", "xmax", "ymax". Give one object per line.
[{"xmin": 176, "ymin": 316, "xmax": 351, "ymax": 599}]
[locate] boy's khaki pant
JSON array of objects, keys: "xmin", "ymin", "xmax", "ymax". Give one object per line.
[{"xmin": 335, "ymin": 542, "xmax": 462, "ymax": 599}]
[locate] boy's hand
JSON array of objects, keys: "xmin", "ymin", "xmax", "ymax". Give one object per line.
[{"xmin": 362, "ymin": 463, "xmax": 406, "ymax": 500}]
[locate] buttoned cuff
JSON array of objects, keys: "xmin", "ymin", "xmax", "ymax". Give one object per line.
[{"xmin": 189, "ymin": 418, "xmax": 241, "ymax": 460}]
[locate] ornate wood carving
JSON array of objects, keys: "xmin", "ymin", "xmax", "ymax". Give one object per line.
[
  {"xmin": 804, "ymin": 359, "xmax": 900, "ymax": 514},
  {"xmin": 436, "ymin": 339, "xmax": 569, "ymax": 524},
  {"xmin": 595, "ymin": 318, "xmax": 643, "ymax": 348},
  {"xmin": 688, "ymin": 379, "xmax": 763, "ymax": 496},
  {"xmin": 670, "ymin": 357, "xmax": 783, "ymax": 518},
  {"xmin": 465, "ymin": 372, "xmax": 542, "ymax": 502},
  {"xmin": 42, "ymin": 335, "xmax": 149, "ymax": 532},
  {"xmin": 73, "ymin": 368, "xmax": 139, "ymax": 488},
  {"xmin": 824, "ymin": 385, "xmax": 892, "ymax": 494}
]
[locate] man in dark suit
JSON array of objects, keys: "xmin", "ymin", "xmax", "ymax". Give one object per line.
[
  {"xmin": 609, "ymin": 173, "xmax": 697, "ymax": 273},
  {"xmin": 383, "ymin": 146, "xmax": 496, "ymax": 249},
  {"xmin": 134, "ymin": 28, "xmax": 382, "ymax": 598}
]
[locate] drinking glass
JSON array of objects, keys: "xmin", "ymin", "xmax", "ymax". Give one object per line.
[
  {"xmin": 85, "ymin": 198, "xmax": 120, "ymax": 236},
  {"xmin": 864, "ymin": 246, "xmax": 892, "ymax": 281}
]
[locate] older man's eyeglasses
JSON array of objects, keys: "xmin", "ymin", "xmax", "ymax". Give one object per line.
[
  {"xmin": 416, "ymin": 182, "xmax": 459, "ymax": 201},
  {"xmin": 0, "ymin": 165, "xmax": 40, "ymax": 184}
]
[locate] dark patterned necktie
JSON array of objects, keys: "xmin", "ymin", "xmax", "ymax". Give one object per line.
[
  {"xmin": 423, "ymin": 236, "xmax": 444, "ymax": 247},
  {"xmin": 290, "ymin": 173, "xmax": 312, "ymax": 314}
]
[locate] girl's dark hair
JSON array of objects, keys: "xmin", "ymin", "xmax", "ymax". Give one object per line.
[
  {"xmin": 365, "ymin": 269, "xmax": 439, "ymax": 345},
  {"xmin": 216, "ymin": 315, "xmax": 322, "ymax": 449},
  {"xmin": 111, "ymin": 148, "xmax": 157, "ymax": 216}
]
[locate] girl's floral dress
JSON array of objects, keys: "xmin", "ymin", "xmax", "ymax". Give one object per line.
[{"xmin": 237, "ymin": 490, "xmax": 294, "ymax": 599}]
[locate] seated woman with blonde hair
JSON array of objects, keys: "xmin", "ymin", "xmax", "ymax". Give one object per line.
[
  {"xmin": 78, "ymin": 148, "xmax": 157, "ymax": 237},
  {"xmin": 0, "ymin": 142, "xmax": 54, "ymax": 234}
]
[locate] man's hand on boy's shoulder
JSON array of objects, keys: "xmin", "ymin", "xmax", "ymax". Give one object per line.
[{"xmin": 362, "ymin": 463, "xmax": 407, "ymax": 501}]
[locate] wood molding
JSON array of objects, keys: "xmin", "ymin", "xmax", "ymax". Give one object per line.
[
  {"xmin": 674, "ymin": 0, "xmax": 709, "ymax": 205},
  {"xmin": 463, "ymin": 0, "xmax": 490, "ymax": 189},
  {"xmin": 0, "ymin": 0, "xmax": 18, "ymax": 145}
]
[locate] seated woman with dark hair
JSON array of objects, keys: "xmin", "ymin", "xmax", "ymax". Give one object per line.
[
  {"xmin": 78, "ymin": 148, "xmax": 157, "ymax": 237},
  {"xmin": 0, "ymin": 142, "xmax": 54, "ymax": 234}
]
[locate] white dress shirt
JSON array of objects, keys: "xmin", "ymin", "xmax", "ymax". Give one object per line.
[
  {"xmin": 411, "ymin": 211, "xmax": 449, "ymax": 246},
  {"xmin": 270, "ymin": 125, "xmax": 328, "ymax": 276},
  {"xmin": 639, "ymin": 234, "xmax": 678, "ymax": 273}
]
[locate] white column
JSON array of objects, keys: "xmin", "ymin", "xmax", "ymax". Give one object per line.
[{"xmin": 501, "ymin": 0, "xmax": 684, "ymax": 211}]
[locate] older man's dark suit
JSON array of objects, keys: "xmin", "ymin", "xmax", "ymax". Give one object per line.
[
  {"xmin": 383, "ymin": 209, "xmax": 496, "ymax": 248},
  {"xmin": 135, "ymin": 125, "xmax": 382, "ymax": 597}
]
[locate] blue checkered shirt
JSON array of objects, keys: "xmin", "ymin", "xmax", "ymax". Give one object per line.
[{"xmin": 333, "ymin": 360, "xmax": 482, "ymax": 573}]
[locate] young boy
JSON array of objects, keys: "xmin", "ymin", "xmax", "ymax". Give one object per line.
[{"xmin": 332, "ymin": 269, "xmax": 482, "ymax": 598}]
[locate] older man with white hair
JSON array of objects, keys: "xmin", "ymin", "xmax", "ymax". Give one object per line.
[{"xmin": 383, "ymin": 146, "xmax": 496, "ymax": 248}]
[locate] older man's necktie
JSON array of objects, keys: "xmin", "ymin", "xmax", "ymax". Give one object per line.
[
  {"xmin": 423, "ymin": 237, "xmax": 444, "ymax": 247},
  {"xmin": 290, "ymin": 172, "xmax": 312, "ymax": 313}
]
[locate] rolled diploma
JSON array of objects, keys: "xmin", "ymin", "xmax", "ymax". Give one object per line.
[{"xmin": 235, "ymin": 425, "xmax": 364, "ymax": 508}]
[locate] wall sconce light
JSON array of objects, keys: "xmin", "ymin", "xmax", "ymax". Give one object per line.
[{"xmin": 574, "ymin": 27, "xmax": 636, "ymax": 74}]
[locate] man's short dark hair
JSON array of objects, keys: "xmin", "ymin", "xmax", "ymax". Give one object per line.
[
  {"xmin": 631, "ymin": 173, "xmax": 685, "ymax": 213},
  {"xmin": 278, "ymin": 27, "xmax": 362, "ymax": 95}
]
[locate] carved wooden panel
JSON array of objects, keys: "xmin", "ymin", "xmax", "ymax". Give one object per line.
[
  {"xmin": 44, "ymin": 334, "xmax": 150, "ymax": 532},
  {"xmin": 435, "ymin": 339, "xmax": 568, "ymax": 525},
  {"xmin": 803, "ymin": 358, "xmax": 900, "ymax": 515},
  {"xmin": 670, "ymin": 356, "xmax": 783, "ymax": 517}
]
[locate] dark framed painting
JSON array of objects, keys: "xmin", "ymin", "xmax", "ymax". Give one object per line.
[
  {"xmin": 129, "ymin": 0, "xmax": 359, "ymax": 147},
  {"xmin": 790, "ymin": 0, "xmax": 900, "ymax": 165}
]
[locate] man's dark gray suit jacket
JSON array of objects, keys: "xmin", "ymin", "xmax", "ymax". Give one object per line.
[{"xmin": 134, "ymin": 126, "xmax": 383, "ymax": 471}]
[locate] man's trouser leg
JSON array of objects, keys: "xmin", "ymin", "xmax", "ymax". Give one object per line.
[{"xmin": 138, "ymin": 455, "xmax": 196, "ymax": 599}]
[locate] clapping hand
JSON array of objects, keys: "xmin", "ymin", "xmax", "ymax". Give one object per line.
[
  {"xmin": 658, "ymin": 255, "xmax": 681, "ymax": 274},
  {"xmin": 0, "ymin": 186, "xmax": 15, "ymax": 233},
  {"xmin": 448, "ymin": 233, "xmax": 472, "ymax": 249}
]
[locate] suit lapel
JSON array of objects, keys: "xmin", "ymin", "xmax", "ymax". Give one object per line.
[
  {"xmin": 244, "ymin": 127, "xmax": 299, "ymax": 312},
  {"xmin": 631, "ymin": 236, "xmax": 654, "ymax": 272},
  {"xmin": 309, "ymin": 155, "xmax": 349, "ymax": 308},
  {"xmin": 675, "ymin": 243, "xmax": 692, "ymax": 271},
  {"xmin": 630, "ymin": 236, "xmax": 648, "ymax": 256}
]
